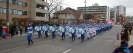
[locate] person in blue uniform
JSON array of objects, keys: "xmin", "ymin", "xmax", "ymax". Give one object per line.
[
  {"xmin": 38, "ymin": 24, "xmax": 42, "ymax": 38},
  {"xmin": 27, "ymin": 24, "xmax": 33, "ymax": 45},
  {"xmin": 61, "ymin": 26, "xmax": 66, "ymax": 40},
  {"xmin": 44, "ymin": 25, "xmax": 49, "ymax": 38},
  {"xmin": 71, "ymin": 27, "xmax": 76, "ymax": 41},
  {"xmin": 81, "ymin": 28, "xmax": 85, "ymax": 42},
  {"xmin": 51, "ymin": 25, "xmax": 56, "ymax": 39}
]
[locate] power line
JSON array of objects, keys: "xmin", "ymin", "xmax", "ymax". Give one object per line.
[{"xmin": 61, "ymin": 3, "xmax": 78, "ymax": 8}]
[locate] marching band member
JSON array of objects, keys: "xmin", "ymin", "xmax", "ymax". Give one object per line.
[
  {"xmin": 58, "ymin": 26, "xmax": 62, "ymax": 36},
  {"xmin": 27, "ymin": 24, "xmax": 33, "ymax": 45},
  {"xmin": 71, "ymin": 27, "xmax": 76, "ymax": 41},
  {"xmin": 85, "ymin": 27, "xmax": 90, "ymax": 40},
  {"xmin": 77, "ymin": 27, "xmax": 82, "ymax": 39},
  {"xmin": 51, "ymin": 25, "xmax": 56, "ymax": 39},
  {"xmin": 38, "ymin": 24, "xmax": 42, "ymax": 38},
  {"xmin": 61, "ymin": 26, "xmax": 66, "ymax": 40},
  {"xmin": 44, "ymin": 25, "xmax": 49, "ymax": 38},
  {"xmin": 81, "ymin": 28, "xmax": 85, "ymax": 42},
  {"xmin": 68, "ymin": 27, "xmax": 72, "ymax": 38}
]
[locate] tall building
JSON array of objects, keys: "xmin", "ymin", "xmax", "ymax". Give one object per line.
[
  {"xmin": 31, "ymin": 0, "xmax": 49, "ymax": 21},
  {"xmin": 77, "ymin": 3, "xmax": 110, "ymax": 22},
  {"xmin": 110, "ymin": 8, "xmax": 116, "ymax": 22},
  {"xmin": 0, "ymin": 0, "xmax": 49, "ymax": 22},
  {"xmin": 114, "ymin": 5, "xmax": 126, "ymax": 23}
]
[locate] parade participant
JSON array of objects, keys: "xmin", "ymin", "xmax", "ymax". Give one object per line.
[
  {"xmin": 81, "ymin": 28, "xmax": 85, "ymax": 42},
  {"xmin": 27, "ymin": 24, "xmax": 33, "ymax": 45},
  {"xmin": 65, "ymin": 25, "xmax": 69, "ymax": 36},
  {"xmin": 79, "ymin": 28, "xmax": 85, "ymax": 42},
  {"xmin": 77, "ymin": 27, "xmax": 82, "ymax": 39},
  {"xmin": 92, "ymin": 28, "xmax": 96, "ymax": 37},
  {"xmin": 89, "ymin": 28, "xmax": 93, "ymax": 38},
  {"xmin": 44, "ymin": 25, "xmax": 49, "ymax": 38},
  {"xmin": 51, "ymin": 25, "xmax": 56, "ymax": 39},
  {"xmin": 71, "ymin": 27, "xmax": 76, "ymax": 41},
  {"xmin": 35, "ymin": 25, "xmax": 39, "ymax": 37},
  {"xmin": 58, "ymin": 26, "xmax": 62, "ymax": 36},
  {"xmin": 68, "ymin": 27, "xmax": 72, "ymax": 38},
  {"xmin": 85, "ymin": 27, "xmax": 90, "ymax": 40},
  {"xmin": 61, "ymin": 26, "xmax": 66, "ymax": 40},
  {"xmin": 38, "ymin": 24, "xmax": 42, "ymax": 38}
]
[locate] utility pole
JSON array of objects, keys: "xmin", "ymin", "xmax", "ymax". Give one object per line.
[
  {"xmin": 84, "ymin": 0, "xmax": 87, "ymax": 23},
  {"xmin": 6, "ymin": 0, "xmax": 9, "ymax": 34}
]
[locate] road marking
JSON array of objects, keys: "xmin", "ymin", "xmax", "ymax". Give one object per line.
[{"xmin": 62, "ymin": 49, "xmax": 72, "ymax": 53}]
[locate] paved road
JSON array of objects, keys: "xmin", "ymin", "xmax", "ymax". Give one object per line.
[{"xmin": 0, "ymin": 25, "xmax": 122, "ymax": 53}]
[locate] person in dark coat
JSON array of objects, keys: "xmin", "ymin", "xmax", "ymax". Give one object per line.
[
  {"xmin": 128, "ymin": 25, "xmax": 132, "ymax": 35},
  {"xmin": 20, "ymin": 27, "xmax": 22, "ymax": 35},
  {"xmin": 10, "ymin": 27, "xmax": 14, "ymax": 38},
  {"xmin": 123, "ymin": 28, "xmax": 130, "ymax": 42},
  {"xmin": 121, "ymin": 29, "xmax": 124, "ymax": 40},
  {"xmin": 0, "ymin": 25, "xmax": 2, "ymax": 37}
]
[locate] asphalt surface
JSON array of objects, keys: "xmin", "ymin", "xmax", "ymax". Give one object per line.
[{"xmin": 0, "ymin": 25, "xmax": 122, "ymax": 53}]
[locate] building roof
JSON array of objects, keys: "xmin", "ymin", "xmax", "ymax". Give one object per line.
[{"xmin": 54, "ymin": 7, "xmax": 82, "ymax": 19}]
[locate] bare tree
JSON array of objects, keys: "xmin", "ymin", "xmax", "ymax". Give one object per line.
[{"xmin": 47, "ymin": 0, "xmax": 63, "ymax": 24}]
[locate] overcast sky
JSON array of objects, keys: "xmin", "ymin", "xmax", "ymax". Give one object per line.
[{"xmin": 63, "ymin": 0, "xmax": 133, "ymax": 16}]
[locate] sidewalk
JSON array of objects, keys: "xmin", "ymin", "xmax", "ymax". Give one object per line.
[
  {"xmin": 129, "ymin": 35, "xmax": 133, "ymax": 46},
  {"xmin": 113, "ymin": 35, "xmax": 133, "ymax": 47},
  {"xmin": 0, "ymin": 32, "xmax": 38, "ymax": 40}
]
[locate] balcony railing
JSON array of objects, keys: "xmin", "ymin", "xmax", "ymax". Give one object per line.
[
  {"xmin": 36, "ymin": 0, "xmax": 49, "ymax": 6},
  {"xmin": 36, "ymin": 8, "xmax": 49, "ymax": 13},
  {"xmin": 35, "ymin": 16, "xmax": 49, "ymax": 21}
]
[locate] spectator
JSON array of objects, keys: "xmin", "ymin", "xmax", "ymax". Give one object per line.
[
  {"xmin": 123, "ymin": 28, "xmax": 130, "ymax": 43},
  {"xmin": 20, "ymin": 27, "xmax": 22, "ymax": 35},
  {"xmin": 121, "ymin": 29, "xmax": 124, "ymax": 41},
  {"xmin": 116, "ymin": 32, "xmax": 120, "ymax": 40},
  {"xmin": 128, "ymin": 25, "xmax": 132, "ymax": 35},
  {"xmin": 0, "ymin": 25, "xmax": 2, "ymax": 37},
  {"xmin": 10, "ymin": 27, "xmax": 14, "ymax": 38},
  {"xmin": 2, "ymin": 29, "xmax": 6, "ymax": 40}
]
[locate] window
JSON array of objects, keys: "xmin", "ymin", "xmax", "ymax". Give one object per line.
[
  {"xmin": 22, "ymin": 11, "xmax": 27, "ymax": 15},
  {"xmin": 12, "ymin": 0, "xmax": 19, "ymax": 5},
  {"xmin": 36, "ymin": 4, "xmax": 44, "ymax": 9},
  {"xmin": 13, "ymin": 9, "xmax": 17, "ymax": 14},
  {"xmin": 18, "ymin": 1, "xmax": 23, "ymax": 6},
  {"xmin": 9, "ymin": 9, "xmax": 12, "ymax": 14},
  {"xmin": 45, "ymin": 14, "xmax": 48, "ymax": 17},
  {"xmin": 3, "ymin": 8, "xmax": 6, "ymax": 13},
  {"xmin": 36, "ymin": 12, "xmax": 45, "ymax": 17},
  {"xmin": 0, "ymin": 8, "xmax": 2, "ymax": 13},
  {"xmin": 23, "ymin": 2, "xmax": 27, "ymax": 7},
  {"xmin": 0, "ymin": 0, "xmax": 2, "ymax": 2},
  {"xmin": 18, "ymin": 10, "xmax": 22, "ymax": 15},
  {"xmin": 1, "ymin": 0, "xmax": 6, "ymax": 2},
  {"xmin": 9, "ymin": 0, "xmax": 12, "ymax": 4},
  {"xmin": 42, "ymin": 0, "xmax": 44, "ymax": 1}
]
